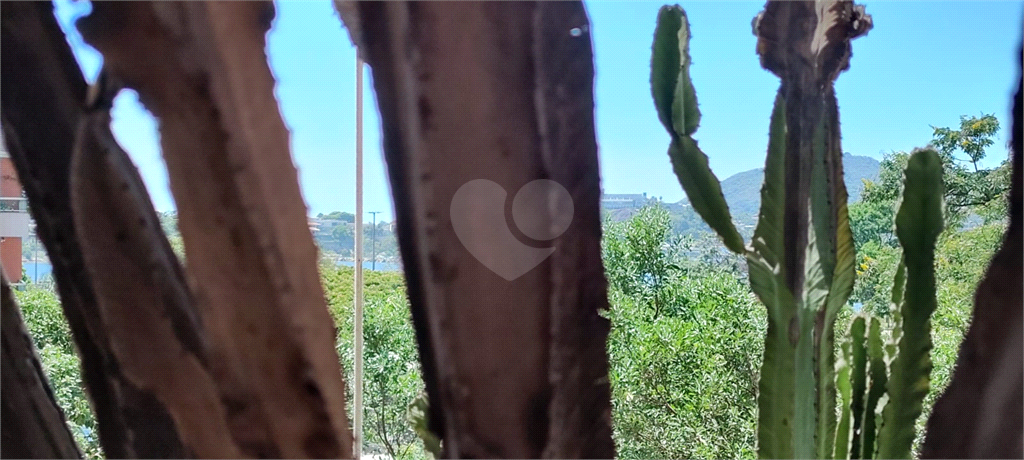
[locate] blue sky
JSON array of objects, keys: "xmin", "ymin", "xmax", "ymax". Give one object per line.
[{"xmin": 54, "ymin": 1, "xmax": 1023, "ymax": 222}]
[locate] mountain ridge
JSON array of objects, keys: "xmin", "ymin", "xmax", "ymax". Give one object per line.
[{"xmin": 604, "ymin": 153, "xmax": 881, "ymax": 237}]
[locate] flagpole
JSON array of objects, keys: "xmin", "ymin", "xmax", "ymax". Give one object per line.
[{"xmin": 353, "ymin": 53, "xmax": 365, "ymax": 460}]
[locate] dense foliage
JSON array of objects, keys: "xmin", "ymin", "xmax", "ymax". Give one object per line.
[
  {"xmin": 320, "ymin": 265, "xmax": 429, "ymax": 460},
  {"xmin": 12, "ymin": 288, "xmax": 102, "ymax": 459},
  {"xmin": 16, "ymin": 107, "xmax": 1008, "ymax": 460},
  {"xmin": 603, "ymin": 206, "xmax": 765, "ymax": 459},
  {"xmin": 14, "ymin": 198, "xmax": 999, "ymax": 459}
]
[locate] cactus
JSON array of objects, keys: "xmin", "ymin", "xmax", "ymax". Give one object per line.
[
  {"xmin": 874, "ymin": 149, "xmax": 944, "ymax": 459},
  {"xmin": 651, "ymin": 4, "xmax": 944, "ymax": 459}
]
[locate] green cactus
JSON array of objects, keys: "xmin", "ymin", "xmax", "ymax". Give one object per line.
[
  {"xmin": 874, "ymin": 149, "xmax": 944, "ymax": 459},
  {"xmin": 651, "ymin": 6, "xmax": 745, "ymax": 255},
  {"xmin": 650, "ymin": 4, "xmax": 944, "ymax": 459},
  {"xmin": 835, "ymin": 315, "xmax": 860, "ymax": 458},
  {"xmin": 859, "ymin": 315, "xmax": 888, "ymax": 459}
]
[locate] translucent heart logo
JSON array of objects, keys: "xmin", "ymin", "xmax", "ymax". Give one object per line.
[{"xmin": 450, "ymin": 179, "xmax": 574, "ymax": 281}]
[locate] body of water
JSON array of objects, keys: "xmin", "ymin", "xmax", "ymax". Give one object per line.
[
  {"xmin": 24, "ymin": 261, "xmax": 53, "ymax": 283},
  {"xmin": 337, "ymin": 260, "xmax": 402, "ymax": 272},
  {"xmin": 21, "ymin": 259, "xmax": 400, "ymax": 284}
]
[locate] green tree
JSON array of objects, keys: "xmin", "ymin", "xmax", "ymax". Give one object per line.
[
  {"xmin": 323, "ymin": 211, "xmax": 356, "ymax": 223},
  {"xmin": 321, "ymin": 266, "xmax": 430, "ymax": 460},
  {"xmin": 15, "ymin": 287, "xmax": 103, "ymax": 459},
  {"xmin": 602, "ymin": 206, "xmax": 765, "ymax": 459},
  {"xmin": 848, "ymin": 198, "xmax": 896, "ymax": 250},
  {"xmin": 332, "ymin": 223, "xmax": 354, "ymax": 241},
  {"xmin": 931, "ymin": 114, "xmax": 1000, "ymax": 172},
  {"xmin": 859, "ymin": 114, "xmax": 1010, "ymax": 232},
  {"xmin": 602, "ymin": 205, "xmax": 688, "ymax": 318}
]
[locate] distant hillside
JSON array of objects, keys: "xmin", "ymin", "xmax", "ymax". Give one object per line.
[
  {"xmin": 706, "ymin": 153, "xmax": 880, "ymax": 218},
  {"xmin": 603, "ymin": 153, "xmax": 880, "ymax": 238}
]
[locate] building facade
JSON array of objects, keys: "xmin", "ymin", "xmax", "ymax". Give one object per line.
[
  {"xmin": 1, "ymin": 133, "xmax": 31, "ymax": 284},
  {"xmin": 600, "ymin": 193, "xmax": 649, "ymax": 210}
]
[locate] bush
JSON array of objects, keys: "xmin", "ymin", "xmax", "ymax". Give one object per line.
[
  {"xmin": 603, "ymin": 206, "xmax": 765, "ymax": 459},
  {"xmin": 321, "ymin": 266, "xmax": 428, "ymax": 460},
  {"xmin": 847, "ymin": 221, "xmax": 1004, "ymax": 455},
  {"xmin": 14, "ymin": 287, "xmax": 103, "ymax": 459},
  {"xmin": 13, "ymin": 209, "xmax": 994, "ymax": 460}
]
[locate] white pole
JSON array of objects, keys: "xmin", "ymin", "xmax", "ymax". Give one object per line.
[{"xmin": 353, "ymin": 54, "xmax": 365, "ymax": 460}]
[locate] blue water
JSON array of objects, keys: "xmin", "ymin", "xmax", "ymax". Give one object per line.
[
  {"xmin": 24, "ymin": 261, "xmax": 52, "ymax": 283},
  {"xmin": 337, "ymin": 260, "xmax": 402, "ymax": 272},
  {"xmin": 23, "ymin": 260, "xmax": 400, "ymax": 283}
]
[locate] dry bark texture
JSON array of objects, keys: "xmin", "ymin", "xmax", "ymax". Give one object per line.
[
  {"xmin": 339, "ymin": 2, "xmax": 614, "ymax": 458},
  {"xmin": 76, "ymin": 2, "xmax": 354, "ymax": 457},
  {"xmin": 1, "ymin": 273, "xmax": 82, "ymax": 459},
  {"xmin": 69, "ymin": 87, "xmax": 240, "ymax": 458},
  {"xmin": 920, "ymin": 46, "xmax": 1024, "ymax": 459},
  {"xmin": 1, "ymin": 3, "xmax": 187, "ymax": 457}
]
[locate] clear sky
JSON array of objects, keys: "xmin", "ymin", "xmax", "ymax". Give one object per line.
[{"xmin": 54, "ymin": 1, "xmax": 1023, "ymax": 222}]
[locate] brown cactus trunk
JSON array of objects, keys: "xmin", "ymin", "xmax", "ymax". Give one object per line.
[
  {"xmin": 337, "ymin": 2, "xmax": 615, "ymax": 457},
  {"xmin": 1, "ymin": 273, "xmax": 82, "ymax": 459},
  {"xmin": 75, "ymin": 2, "xmax": 355, "ymax": 457},
  {"xmin": 1, "ymin": 3, "xmax": 187, "ymax": 456}
]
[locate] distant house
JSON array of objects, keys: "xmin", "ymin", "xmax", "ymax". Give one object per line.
[
  {"xmin": 601, "ymin": 193, "xmax": 649, "ymax": 210},
  {"xmin": 316, "ymin": 218, "xmax": 342, "ymax": 233}
]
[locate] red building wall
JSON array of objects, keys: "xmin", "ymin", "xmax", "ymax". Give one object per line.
[{"xmin": 1, "ymin": 156, "xmax": 24, "ymax": 282}]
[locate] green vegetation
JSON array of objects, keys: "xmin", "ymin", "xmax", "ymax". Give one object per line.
[
  {"xmin": 853, "ymin": 114, "xmax": 1010, "ymax": 244},
  {"xmin": 849, "ymin": 150, "xmax": 944, "ymax": 460},
  {"xmin": 603, "ymin": 206, "xmax": 764, "ymax": 459},
  {"xmin": 650, "ymin": 6, "xmax": 861, "ymax": 456},
  {"xmin": 320, "ymin": 266, "xmax": 429, "ymax": 460},
  {"xmin": 15, "ymin": 193, "xmax": 1002, "ymax": 459},
  {"xmin": 12, "ymin": 7, "xmax": 1008, "ymax": 459},
  {"xmin": 12, "ymin": 288, "xmax": 102, "ymax": 459},
  {"xmin": 644, "ymin": 4, "xmax": 1007, "ymax": 458}
]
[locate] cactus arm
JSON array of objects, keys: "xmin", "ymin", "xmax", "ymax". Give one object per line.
[
  {"xmin": 885, "ymin": 261, "xmax": 907, "ymax": 364},
  {"xmin": 875, "ymin": 149, "xmax": 944, "ymax": 459},
  {"xmin": 834, "ymin": 332, "xmax": 854, "ymax": 460},
  {"xmin": 750, "ymin": 91, "xmax": 789, "ymax": 274},
  {"xmin": 651, "ymin": 5, "xmax": 745, "ymax": 254},
  {"xmin": 666, "ymin": 138, "xmax": 746, "ymax": 253},
  {"xmin": 669, "ymin": 12, "xmax": 700, "ymax": 137},
  {"xmin": 815, "ymin": 96, "xmax": 857, "ymax": 460},
  {"xmin": 859, "ymin": 317, "xmax": 888, "ymax": 459},
  {"xmin": 845, "ymin": 316, "xmax": 868, "ymax": 459},
  {"xmin": 651, "ymin": 6, "xmax": 683, "ymax": 134},
  {"xmin": 799, "ymin": 226, "xmax": 831, "ymax": 460}
]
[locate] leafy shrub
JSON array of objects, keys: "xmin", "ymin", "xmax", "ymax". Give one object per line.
[
  {"xmin": 603, "ymin": 205, "xmax": 766, "ymax": 459},
  {"xmin": 321, "ymin": 266, "xmax": 428, "ymax": 460},
  {"xmin": 14, "ymin": 287, "xmax": 103, "ymax": 459}
]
